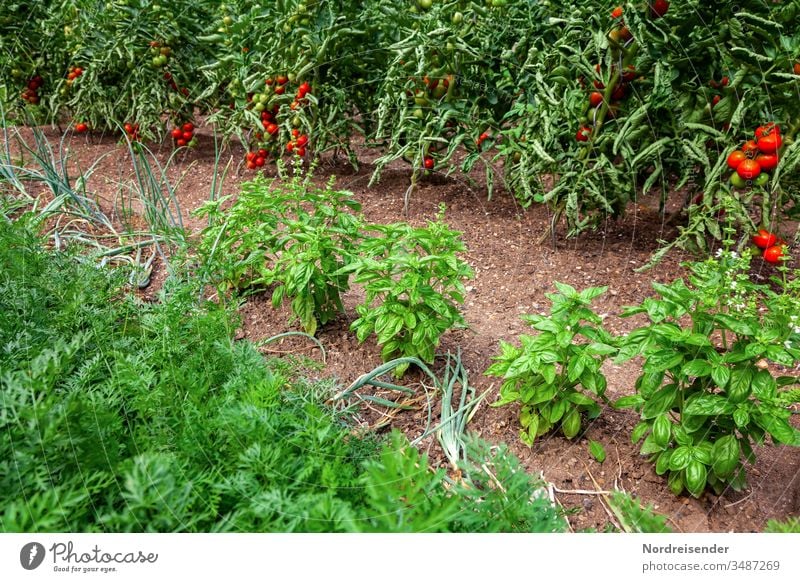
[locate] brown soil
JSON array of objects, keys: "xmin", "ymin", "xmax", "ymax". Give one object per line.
[{"xmin": 7, "ymin": 125, "xmax": 800, "ymax": 533}]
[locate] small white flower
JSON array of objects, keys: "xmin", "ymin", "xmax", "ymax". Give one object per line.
[
  {"xmin": 715, "ymin": 248, "xmax": 724, "ymax": 258},
  {"xmin": 730, "ymin": 251, "xmax": 738, "ymax": 259}
]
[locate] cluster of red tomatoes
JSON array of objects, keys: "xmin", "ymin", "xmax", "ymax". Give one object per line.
[
  {"xmin": 247, "ymin": 75, "xmax": 314, "ymax": 164},
  {"xmin": 726, "ymin": 123, "xmax": 782, "ymax": 188},
  {"xmin": 752, "ymin": 229, "xmax": 788, "ymax": 265},
  {"xmin": 290, "ymin": 80, "xmax": 312, "ymax": 110},
  {"xmin": 577, "ymin": 64, "xmax": 637, "ymax": 142},
  {"xmin": 244, "ymin": 149, "xmax": 268, "ymax": 171},
  {"xmin": 21, "ymin": 75, "xmax": 44, "ymax": 105},
  {"xmin": 260, "ymin": 105, "xmax": 280, "ymax": 137},
  {"xmin": 265, "ymin": 74, "xmax": 289, "ymax": 95},
  {"xmin": 123, "ymin": 122, "xmax": 140, "ymax": 141},
  {"xmin": 66, "ymin": 65, "xmax": 84, "ymax": 87},
  {"xmin": 286, "ymin": 129, "xmax": 309, "ymax": 157},
  {"xmin": 170, "ymin": 121, "xmax": 197, "ymax": 148}
]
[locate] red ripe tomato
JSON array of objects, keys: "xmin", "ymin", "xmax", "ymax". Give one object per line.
[
  {"xmin": 291, "ymin": 128, "xmax": 300, "ymax": 137},
  {"xmin": 720, "ymin": 76, "xmax": 728, "ymax": 86},
  {"xmin": 176, "ymin": 139, "xmax": 187, "ymax": 147},
  {"xmin": 650, "ymin": 0, "xmax": 669, "ymax": 18},
  {"xmin": 171, "ymin": 128, "xmax": 183, "ymax": 139},
  {"xmin": 611, "ymin": 6, "xmax": 623, "ymax": 19},
  {"xmin": 274, "ymin": 86, "xmax": 285, "ymax": 95},
  {"xmin": 182, "ymin": 122, "xmax": 194, "ymax": 132},
  {"xmin": 755, "ymin": 154, "xmax": 778, "ymax": 171},
  {"xmin": 621, "ymin": 65, "xmax": 636, "ymax": 82},
  {"xmin": 752, "ymin": 230, "xmax": 778, "ymax": 249},
  {"xmin": 266, "ymin": 123, "xmax": 278, "ymax": 135},
  {"xmin": 246, "ymin": 160, "xmax": 257, "ymax": 170},
  {"xmin": 75, "ymin": 123, "xmax": 88, "ymax": 134},
  {"xmin": 124, "ymin": 123, "xmax": 134, "ymax": 134},
  {"xmin": 423, "ymin": 156, "xmax": 434, "ymax": 170},
  {"xmin": 255, "ymin": 156, "xmax": 266, "ymax": 167},
  {"xmin": 618, "ymin": 27, "xmax": 632, "ymax": 42},
  {"xmin": 67, "ymin": 71, "xmax": 77, "ymax": 80},
  {"xmin": 736, "ymin": 159, "xmax": 761, "ymax": 180},
  {"xmin": 612, "ymin": 84, "xmax": 626, "ymax": 101},
  {"xmin": 754, "ymin": 122, "xmax": 779, "ymax": 139},
  {"xmin": 712, "ymin": 95, "xmax": 721, "ymax": 106},
  {"xmin": 286, "ymin": 142, "xmax": 295, "ymax": 152},
  {"xmin": 181, "ymin": 131, "xmax": 192, "ymax": 140},
  {"xmin": 757, "ymin": 132, "xmax": 782, "ymax": 154},
  {"xmin": 265, "ymin": 78, "xmax": 274, "ymax": 85},
  {"xmin": 726, "ymin": 150, "xmax": 746, "ymax": 170},
  {"xmin": 763, "ymin": 245, "xmax": 785, "ymax": 264},
  {"xmin": 295, "ymin": 147, "xmax": 306, "ymax": 157},
  {"xmin": 742, "ymin": 140, "xmax": 759, "ymax": 156},
  {"xmin": 296, "ymin": 135, "xmax": 309, "ymax": 147},
  {"xmin": 246, "ymin": 152, "xmax": 256, "ymax": 162},
  {"xmin": 257, "ymin": 149, "xmax": 267, "ymax": 158},
  {"xmin": 276, "ymin": 75, "xmax": 288, "ymax": 85},
  {"xmin": 593, "ymin": 79, "xmax": 605, "ymax": 90},
  {"xmin": 298, "ymin": 82, "xmax": 311, "ymax": 96},
  {"xmin": 576, "ymin": 126, "xmax": 592, "ymax": 142},
  {"xmin": 589, "ymin": 92, "xmax": 603, "ymax": 107}
]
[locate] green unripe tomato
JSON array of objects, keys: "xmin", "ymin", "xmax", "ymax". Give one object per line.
[
  {"xmin": 754, "ymin": 173, "xmax": 769, "ymax": 188},
  {"xmin": 729, "ymin": 173, "xmax": 747, "ymax": 189},
  {"xmin": 223, "ymin": 16, "xmax": 233, "ymax": 26},
  {"xmin": 418, "ymin": 0, "xmax": 433, "ymax": 9},
  {"xmin": 412, "ymin": 108, "xmax": 424, "ymax": 119},
  {"xmin": 452, "ymin": 11, "xmax": 463, "ymax": 24}
]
